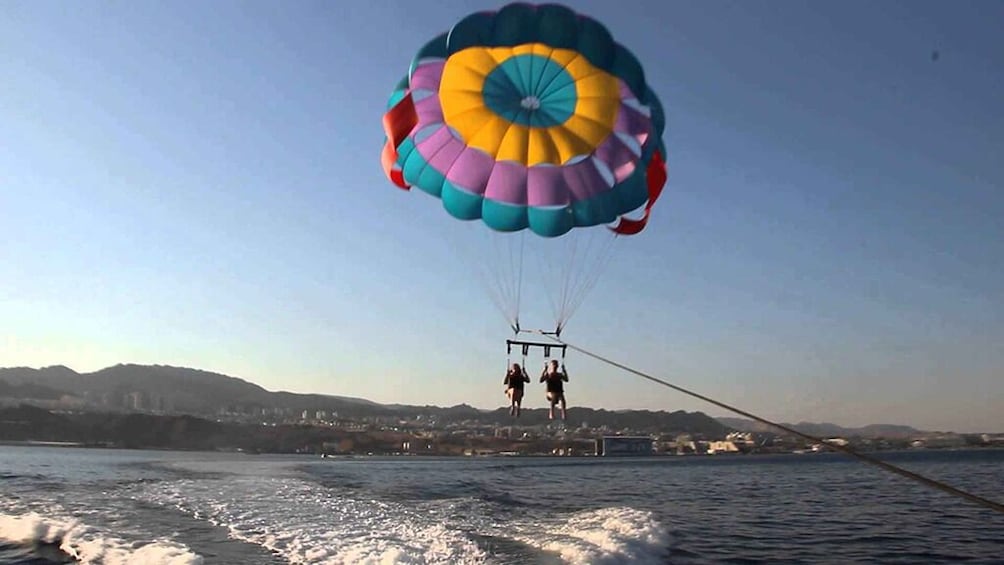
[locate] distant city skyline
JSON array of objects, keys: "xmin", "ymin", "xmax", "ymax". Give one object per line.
[
  {"xmin": 1, "ymin": 361, "xmax": 998, "ymax": 435},
  {"xmin": 2, "ymin": 1, "xmax": 1002, "ymax": 433}
]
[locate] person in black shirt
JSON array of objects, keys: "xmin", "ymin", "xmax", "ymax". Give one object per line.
[
  {"xmin": 504, "ymin": 363, "xmax": 530, "ymax": 417},
  {"xmin": 540, "ymin": 359, "xmax": 569, "ymax": 420}
]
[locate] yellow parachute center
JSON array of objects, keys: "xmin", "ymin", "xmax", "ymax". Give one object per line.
[{"xmin": 439, "ymin": 43, "xmax": 620, "ymax": 166}]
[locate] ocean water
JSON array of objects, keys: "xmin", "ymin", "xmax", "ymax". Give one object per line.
[{"xmin": 0, "ymin": 446, "xmax": 1001, "ymax": 564}]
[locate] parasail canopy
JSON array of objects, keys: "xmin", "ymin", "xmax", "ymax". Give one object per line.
[
  {"xmin": 381, "ymin": 2, "xmax": 669, "ymax": 333},
  {"xmin": 382, "ymin": 2, "xmax": 667, "ymax": 238}
]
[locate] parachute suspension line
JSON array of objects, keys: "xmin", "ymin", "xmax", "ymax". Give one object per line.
[
  {"xmin": 445, "ymin": 219, "xmax": 518, "ymax": 331},
  {"xmin": 557, "ymin": 230, "xmax": 581, "ymax": 327},
  {"xmin": 502, "ymin": 231, "xmax": 526, "ymax": 331},
  {"xmin": 513, "ymin": 231, "xmax": 526, "ymax": 333},
  {"xmin": 496, "ymin": 232, "xmax": 516, "ymax": 326},
  {"xmin": 536, "ymin": 333, "xmax": 1004, "ymax": 516},
  {"xmin": 478, "ymin": 229, "xmax": 524, "ymax": 331},
  {"xmin": 535, "ymin": 229, "xmax": 621, "ymax": 335},
  {"xmin": 560, "ymin": 231, "xmax": 619, "ymax": 331},
  {"xmin": 471, "ymin": 240, "xmax": 516, "ymax": 331},
  {"xmin": 537, "ymin": 249, "xmax": 564, "ymax": 334},
  {"xmin": 473, "ymin": 221, "xmax": 616, "ymax": 336},
  {"xmin": 538, "ymin": 232, "xmax": 586, "ymax": 335}
]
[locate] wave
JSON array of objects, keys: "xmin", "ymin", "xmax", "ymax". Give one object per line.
[
  {"xmin": 516, "ymin": 507, "xmax": 671, "ymax": 565},
  {"xmin": 1, "ymin": 473, "xmax": 47, "ymax": 481},
  {"xmin": 0, "ymin": 511, "xmax": 203, "ymax": 565},
  {"xmin": 131, "ymin": 476, "xmax": 491, "ymax": 564},
  {"xmin": 128, "ymin": 471, "xmax": 672, "ymax": 564}
]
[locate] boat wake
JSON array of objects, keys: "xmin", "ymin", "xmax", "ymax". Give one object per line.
[
  {"xmin": 0, "ymin": 511, "xmax": 203, "ymax": 564},
  {"xmin": 128, "ymin": 473, "xmax": 670, "ymax": 564},
  {"xmin": 505, "ymin": 506, "xmax": 670, "ymax": 565},
  {"xmin": 131, "ymin": 476, "xmax": 490, "ymax": 564}
]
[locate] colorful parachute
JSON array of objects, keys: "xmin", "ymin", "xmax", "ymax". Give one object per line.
[
  {"xmin": 381, "ymin": 3, "xmax": 668, "ymax": 333},
  {"xmin": 382, "ymin": 3, "xmax": 667, "ymax": 238}
]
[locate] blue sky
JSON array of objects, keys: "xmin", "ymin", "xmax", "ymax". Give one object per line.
[{"xmin": 2, "ymin": 1, "xmax": 1002, "ymax": 432}]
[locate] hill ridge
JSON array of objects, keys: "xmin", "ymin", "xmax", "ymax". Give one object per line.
[{"xmin": 0, "ymin": 363, "xmax": 727, "ymax": 434}]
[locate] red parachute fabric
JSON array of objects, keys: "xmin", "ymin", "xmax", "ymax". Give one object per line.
[
  {"xmin": 610, "ymin": 149, "xmax": 668, "ymax": 235},
  {"xmin": 381, "ymin": 93, "xmax": 418, "ymax": 190}
]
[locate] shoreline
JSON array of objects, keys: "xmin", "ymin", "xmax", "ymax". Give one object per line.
[{"xmin": 3, "ymin": 440, "xmax": 1002, "ymax": 458}]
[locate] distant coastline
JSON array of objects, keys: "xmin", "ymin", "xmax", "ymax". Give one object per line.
[
  {"xmin": 2, "ymin": 404, "xmax": 1002, "ymax": 458},
  {"xmin": 3, "ymin": 364, "xmax": 1001, "ymax": 458}
]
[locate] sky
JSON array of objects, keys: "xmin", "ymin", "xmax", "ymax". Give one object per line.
[{"xmin": 2, "ymin": 0, "xmax": 1002, "ymax": 432}]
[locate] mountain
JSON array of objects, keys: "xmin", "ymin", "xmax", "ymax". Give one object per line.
[
  {"xmin": 0, "ymin": 365, "xmax": 80, "ymax": 392},
  {"xmin": 0, "ymin": 364, "xmax": 727, "ymax": 436},
  {"xmin": 716, "ymin": 417, "xmax": 921, "ymax": 438},
  {"xmin": 0, "ymin": 378, "xmax": 67, "ymax": 400},
  {"xmin": 0, "ymin": 364, "xmax": 378, "ymax": 415}
]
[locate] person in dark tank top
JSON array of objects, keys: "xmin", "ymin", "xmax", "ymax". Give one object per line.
[
  {"xmin": 539, "ymin": 359, "xmax": 569, "ymax": 420},
  {"xmin": 504, "ymin": 363, "xmax": 530, "ymax": 417}
]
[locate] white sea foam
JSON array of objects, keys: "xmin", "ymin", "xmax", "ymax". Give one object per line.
[
  {"xmin": 132, "ymin": 475, "xmax": 490, "ymax": 564},
  {"xmin": 517, "ymin": 506, "xmax": 671, "ymax": 565},
  {"xmin": 0, "ymin": 511, "xmax": 204, "ymax": 565},
  {"xmin": 130, "ymin": 470, "xmax": 672, "ymax": 564}
]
